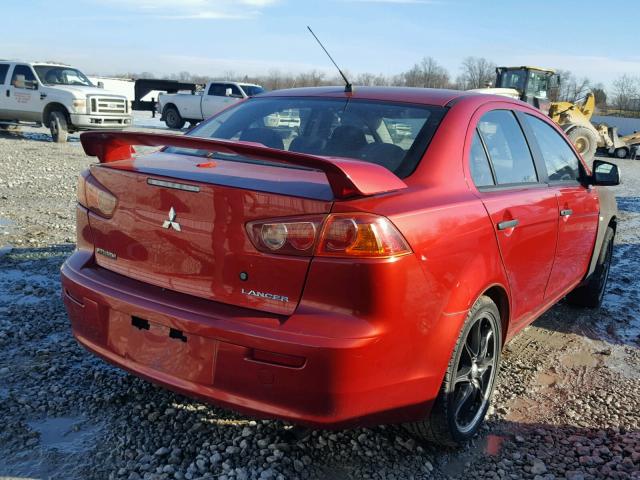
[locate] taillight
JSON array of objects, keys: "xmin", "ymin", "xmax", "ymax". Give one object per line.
[
  {"xmin": 246, "ymin": 213, "xmax": 411, "ymax": 258},
  {"xmin": 77, "ymin": 171, "xmax": 117, "ymax": 218},
  {"xmin": 247, "ymin": 216, "xmax": 324, "ymax": 256},
  {"xmin": 317, "ymin": 213, "xmax": 411, "ymax": 258}
]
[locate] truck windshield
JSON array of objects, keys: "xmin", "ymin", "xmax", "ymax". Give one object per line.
[
  {"xmin": 167, "ymin": 97, "xmax": 446, "ymax": 178},
  {"xmin": 241, "ymin": 85, "xmax": 266, "ymax": 96},
  {"xmin": 34, "ymin": 66, "xmax": 93, "ymax": 87}
]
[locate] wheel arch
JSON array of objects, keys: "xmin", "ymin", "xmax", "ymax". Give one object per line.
[
  {"xmin": 481, "ymin": 284, "xmax": 510, "ymax": 346},
  {"xmin": 162, "ymin": 102, "xmax": 178, "ymax": 115},
  {"xmin": 42, "ymin": 102, "xmax": 70, "ymax": 125}
]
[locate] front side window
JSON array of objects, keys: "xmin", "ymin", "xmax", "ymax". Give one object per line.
[
  {"xmin": 226, "ymin": 84, "xmax": 243, "ymax": 98},
  {"xmin": 477, "ymin": 110, "xmax": 538, "ymax": 185},
  {"xmin": 33, "ymin": 66, "xmax": 93, "ymax": 87},
  {"xmin": 524, "ymin": 114, "xmax": 580, "ymax": 182},
  {"xmin": 167, "ymin": 97, "xmax": 446, "ymax": 176},
  {"xmin": 11, "ymin": 65, "xmax": 38, "ymax": 90},
  {"xmin": 0, "ymin": 64, "xmax": 9, "ymax": 85}
]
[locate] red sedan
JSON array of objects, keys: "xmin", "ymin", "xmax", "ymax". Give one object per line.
[{"xmin": 61, "ymin": 87, "xmax": 619, "ymax": 446}]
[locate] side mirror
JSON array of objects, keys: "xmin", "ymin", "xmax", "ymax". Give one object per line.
[
  {"xmin": 225, "ymin": 88, "xmax": 233, "ymax": 97},
  {"xmin": 97, "ymin": 81, "xmax": 105, "ymax": 89},
  {"xmin": 592, "ymin": 160, "xmax": 620, "ymax": 186}
]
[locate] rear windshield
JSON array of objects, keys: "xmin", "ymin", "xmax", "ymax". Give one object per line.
[
  {"xmin": 169, "ymin": 97, "xmax": 446, "ymax": 177},
  {"xmin": 241, "ymin": 85, "xmax": 265, "ymax": 96}
]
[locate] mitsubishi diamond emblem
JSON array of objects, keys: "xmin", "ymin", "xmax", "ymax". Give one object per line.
[{"xmin": 162, "ymin": 207, "xmax": 181, "ymax": 231}]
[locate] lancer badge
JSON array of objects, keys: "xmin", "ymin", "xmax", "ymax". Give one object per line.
[{"xmin": 162, "ymin": 207, "xmax": 181, "ymax": 231}]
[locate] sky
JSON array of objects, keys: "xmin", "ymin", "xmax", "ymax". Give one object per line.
[{"xmin": 2, "ymin": 0, "xmax": 639, "ymax": 90}]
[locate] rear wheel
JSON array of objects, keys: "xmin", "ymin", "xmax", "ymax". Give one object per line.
[
  {"xmin": 405, "ymin": 296, "xmax": 501, "ymax": 446},
  {"xmin": 164, "ymin": 106, "xmax": 185, "ymax": 130},
  {"xmin": 614, "ymin": 147, "xmax": 629, "ymax": 159},
  {"xmin": 567, "ymin": 126, "xmax": 598, "ymax": 164},
  {"xmin": 49, "ymin": 111, "xmax": 68, "ymax": 143},
  {"xmin": 566, "ymin": 226, "xmax": 614, "ymax": 308}
]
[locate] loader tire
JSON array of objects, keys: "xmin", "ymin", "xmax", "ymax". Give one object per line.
[
  {"xmin": 613, "ymin": 147, "xmax": 629, "ymax": 159},
  {"xmin": 567, "ymin": 126, "xmax": 597, "ymax": 164}
]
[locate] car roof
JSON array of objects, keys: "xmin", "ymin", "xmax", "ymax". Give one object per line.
[{"xmin": 259, "ymin": 86, "xmax": 482, "ymax": 107}]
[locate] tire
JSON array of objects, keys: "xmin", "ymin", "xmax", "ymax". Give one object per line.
[
  {"xmin": 566, "ymin": 226, "xmax": 614, "ymax": 308},
  {"xmin": 49, "ymin": 111, "xmax": 68, "ymax": 143},
  {"xmin": 567, "ymin": 126, "xmax": 598, "ymax": 164},
  {"xmin": 405, "ymin": 296, "xmax": 502, "ymax": 446},
  {"xmin": 614, "ymin": 147, "xmax": 629, "ymax": 159},
  {"xmin": 164, "ymin": 106, "xmax": 185, "ymax": 130}
]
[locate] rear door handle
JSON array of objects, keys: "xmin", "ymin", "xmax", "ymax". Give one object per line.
[
  {"xmin": 560, "ymin": 209, "xmax": 573, "ymax": 217},
  {"xmin": 497, "ymin": 219, "xmax": 519, "ymax": 230}
]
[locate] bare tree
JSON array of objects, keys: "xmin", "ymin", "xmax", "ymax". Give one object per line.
[
  {"xmin": 612, "ymin": 74, "xmax": 640, "ymax": 111},
  {"xmin": 402, "ymin": 57, "xmax": 450, "ymax": 89},
  {"xmin": 456, "ymin": 57, "xmax": 495, "ymax": 89},
  {"xmin": 553, "ymin": 69, "xmax": 591, "ymax": 103}
]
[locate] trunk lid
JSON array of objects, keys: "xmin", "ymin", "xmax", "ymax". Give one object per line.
[{"xmin": 88, "ymin": 151, "xmax": 333, "ymax": 315}]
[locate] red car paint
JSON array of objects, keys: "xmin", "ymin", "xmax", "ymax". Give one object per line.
[{"xmin": 61, "ymin": 87, "xmax": 601, "ymax": 428}]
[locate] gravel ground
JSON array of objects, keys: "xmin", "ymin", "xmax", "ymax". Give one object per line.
[{"xmin": 0, "ymin": 117, "xmax": 639, "ymax": 479}]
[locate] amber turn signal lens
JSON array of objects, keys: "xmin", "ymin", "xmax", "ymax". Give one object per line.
[{"xmin": 317, "ymin": 213, "xmax": 411, "ymax": 258}]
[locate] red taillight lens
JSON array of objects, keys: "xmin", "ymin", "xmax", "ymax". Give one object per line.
[
  {"xmin": 317, "ymin": 213, "xmax": 411, "ymax": 258},
  {"xmin": 77, "ymin": 171, "xmax": 117, "ymax": 218},
  {"xmin": 247, "ymin": 213, "xmax": 411, "ymax": 258},
  {"xmin": 247, "ymin": 216, "xmax": 323, "ymax": 256}
]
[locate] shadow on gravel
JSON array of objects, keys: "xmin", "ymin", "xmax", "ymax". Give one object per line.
[
  {"xmin": 0, "ymin": 129, "xmax": 80, "ymax": 143},
  {"xmin": 530, "ymin": 241, "xmax": 640, "ymax": 349}
]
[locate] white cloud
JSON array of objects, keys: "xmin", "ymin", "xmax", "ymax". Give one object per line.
[{"xmin": 95, "ymin": 0, "xmax": 279, "ymax": 20}]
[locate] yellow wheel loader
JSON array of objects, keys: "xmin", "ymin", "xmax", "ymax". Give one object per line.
[{"xmin": 473, "ymin": 66, "xmax": 627, "ymax": 164}]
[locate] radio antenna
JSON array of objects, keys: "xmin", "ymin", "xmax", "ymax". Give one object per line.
[{"xmin": 307, "ymin": 26, "xmax": 353, "ymax": 93}]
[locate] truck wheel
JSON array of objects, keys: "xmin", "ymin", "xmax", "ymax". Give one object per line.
[
  {"xmin": 49, "ymin": 111, "xmax": 69, "ymax": 143},
  {"xmin": 566, "ymin": 227, "xmax": 614, "ymax": 308},
  {"xmin": 164, "ymin": 106, "xmax": 185, "ymax": 130},
  {"xmin": 405, "ymin": 296, "xmax": 501, "ymax": 446},
  {"xmin": 567, "ymin": 126, "xmax": 597, "ymax": 164},
  {"xmin": 613, "ymin": 147, "xmax": 629, "ymax": 159}
]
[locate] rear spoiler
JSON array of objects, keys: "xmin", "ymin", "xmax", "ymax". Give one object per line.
[{"xmin": 80, "ymin": 131, "xmax": 407, "ymax": 199}]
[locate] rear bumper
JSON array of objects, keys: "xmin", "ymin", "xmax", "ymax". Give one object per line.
[{"xmin": 61, "ymin": 250, "xmax": 451, "ymax": 428}]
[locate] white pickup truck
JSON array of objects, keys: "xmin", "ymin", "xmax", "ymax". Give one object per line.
[
  {"xmin": 0, "ymin": 61, "xmax": 131, "ymax": 143},
  {"xmin": 158, "ymin": 81, "xmax": 265, "ymax": 129}
]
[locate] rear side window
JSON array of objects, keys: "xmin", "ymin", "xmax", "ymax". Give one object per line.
[
  {"xmin": 478, "ymin": 110, "xmax": 538, "ymax": 185},
  {"xmin": 0, "ymin": 64, "xmax": 9, "ymax": 85},
  {"xmin": 524, "ymin": 114, "xmax": 580, "ymax": 182},
  {"xmin": 469, "ymin": 130, "xmax": 495, "ymax": 187},
  {"xmin": 208, "ymin": 84, "xmax": 226, "ymax": 96}
]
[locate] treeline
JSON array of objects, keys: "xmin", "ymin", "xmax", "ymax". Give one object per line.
[{"xmin": 118, "ymin": 56, "xmax": 639, "ymax": 114}]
